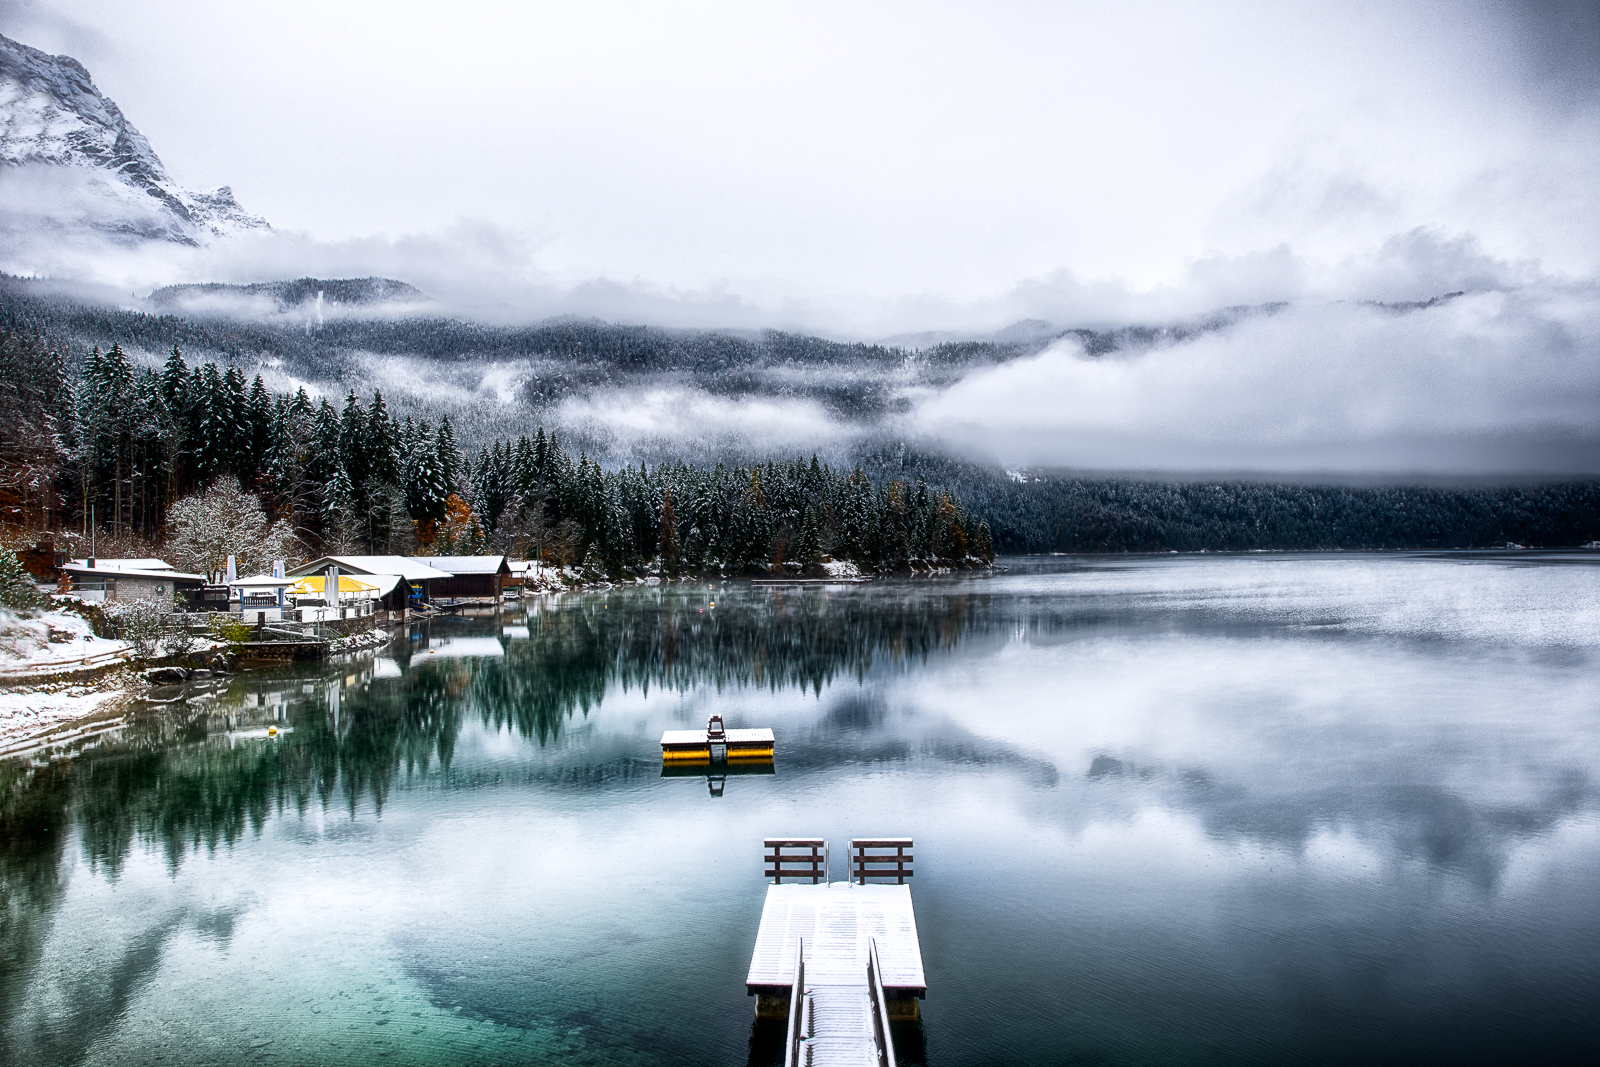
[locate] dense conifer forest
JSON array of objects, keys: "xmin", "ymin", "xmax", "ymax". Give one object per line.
[
  {"xmin": 0, "ymin": 324, "xmax": 993, "ymax": 574},
  {"xmin": 4, "ymin": 275, "xmax": 1599, "ymax": 559},
  {"xmin": 939, "ymin": 468, "xmax": 1598, "ymax": 552}
]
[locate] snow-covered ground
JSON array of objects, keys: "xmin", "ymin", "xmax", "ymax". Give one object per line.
[
  {"xmin": 822, "ymin": 559, "xmax": 864, "ymax": 579},
  {"xmin": 0, "ymin": 681, "xmax": 128, "ymax": 752},
  {"xmin": 329, "ymin": 628, "xmax": 391, "ymax": 654},
  {"xmin": 516, "ymin": 560, "xmax": 581, "ymax": 593},
  {"xmin": 0, "ymin": 607, "xmax": 130, "ymax": 676},
  {"xmin": 0, "ymin": 608, "xmax": 134, "ymax": 750}
]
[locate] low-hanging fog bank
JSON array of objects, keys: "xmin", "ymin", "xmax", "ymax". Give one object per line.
[{"xmin": 4, "ymin": 236, "xmax": 1597, "ymax": 479}]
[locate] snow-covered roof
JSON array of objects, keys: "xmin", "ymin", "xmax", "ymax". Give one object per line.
[
  {"xmin": 229, "ymin": 574, "xmax": 296, "ymax": 589},
  {"xmin": 349, "ymin": 573, "xmax": 403, "ymax": 597},
  {"xmin": 412, "ymin": 555, "xmax": 510, "ymax": 575},
  {"xmin": 69, "ymin": 558, "xmax": 173, "ymax": 571},
  {"xmin": 288, "ymin": 555, "xmax": 454, "ymax": 581},
  {"xmin": 62, "ymin": 563, "xmax": 204, "ymax": 583}
]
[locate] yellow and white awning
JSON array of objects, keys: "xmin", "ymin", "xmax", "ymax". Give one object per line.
[{"xmin": 289, "ymin": 575, "xmax": 381, "ymax": 597}]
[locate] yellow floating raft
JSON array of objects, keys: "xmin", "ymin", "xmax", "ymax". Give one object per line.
[{"xmin": 661, "ymin": 716, "xmax": 775, "ymax": 762}]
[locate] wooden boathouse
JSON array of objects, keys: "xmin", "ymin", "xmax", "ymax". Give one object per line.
[{"xmin": 747, "ymin": 838, "xmax": 923, "ymax": 1067}]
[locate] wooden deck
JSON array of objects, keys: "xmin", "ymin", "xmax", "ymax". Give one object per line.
[
  {"xmin": 746, "ymin": 882, "xmax": 926, "ymax": 997},
  {"xmin": 660, "ymin": 726, "xmax": 774, "ymax": 760}
]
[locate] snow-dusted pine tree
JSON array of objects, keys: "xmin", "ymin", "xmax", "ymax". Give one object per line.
[{"xmin": 0, "ymin": 547, "xmax": 43, "ymax": 611}]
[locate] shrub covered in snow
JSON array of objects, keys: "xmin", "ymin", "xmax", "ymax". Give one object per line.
[
  {"xmin": 101, "ymin": 599, "xmax": 180, "ymax": 660},
  {"xmin": 165, "ymin": 478, "xmax": 302, "ymax": 577}
]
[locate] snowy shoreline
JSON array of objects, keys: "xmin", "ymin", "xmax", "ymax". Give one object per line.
[{"xmin": 0, "ymin": 672, "xmax": 139, "ymax": 754}]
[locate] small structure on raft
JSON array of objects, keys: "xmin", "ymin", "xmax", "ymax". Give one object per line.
[{"xmin": 660, "ymin": 715, "xmax": 775, "ymax": 763}]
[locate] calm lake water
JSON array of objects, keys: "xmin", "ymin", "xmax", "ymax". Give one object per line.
[{"xmin": 4, "ymin": 552, "xmax": 1600, "ymax": 1066}]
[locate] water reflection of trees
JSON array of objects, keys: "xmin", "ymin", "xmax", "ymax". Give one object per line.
[
  {"xmin": 0, "ymin": 663, "xmax": 472, "ymax": 1041},
  {"xmin": 466, "ymin": 589, "xmax": 987, "ymax": 743},
  {"xmin": 1, "ymin": 586, "xmax": 990, "ymax": 1021}
]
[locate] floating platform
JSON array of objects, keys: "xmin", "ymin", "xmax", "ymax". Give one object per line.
[
  {"xmin": 660, "ymin": 715, "xmax": 774, "ymax": 761},
  {"xmin": 660, "ymin": 728, "xmax": 774, "ymax": 760}
]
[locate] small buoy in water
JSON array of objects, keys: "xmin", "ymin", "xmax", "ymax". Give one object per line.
[
  {"xmin": 268, "ymin": 727, "xmax": 277, "ymax": 736},
  {"xmin": 709, "ymin": 602, "xmax": 715, "ymax": 608}
]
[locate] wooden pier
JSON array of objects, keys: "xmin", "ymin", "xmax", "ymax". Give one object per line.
[{"xmin": 748, "ymin": 839, "xmax": 924, "ymax": 1067}]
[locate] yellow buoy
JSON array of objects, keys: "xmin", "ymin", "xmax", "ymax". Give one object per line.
[{"xmin": 268, "ymin": 727, "xmax": 277, "ymax": 736}]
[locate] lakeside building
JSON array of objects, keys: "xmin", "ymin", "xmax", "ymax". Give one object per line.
[
  {"xmin": 286, "ymin": 573, "xmax": 382, "ymax": 621},
  {"xmin": 410, "ymin": 556, "xmax": 512, "ymax": 600},
  {"xmin": 287, "ymin": 556, "xmax": 455, "ymax": 612},
  {"xmin": 60, "ymin": 558, "xmax": 206, "ymax": 604},
  {"xmin": 228, "ymin": 574, "xmax": 296, "ymax": 622}
]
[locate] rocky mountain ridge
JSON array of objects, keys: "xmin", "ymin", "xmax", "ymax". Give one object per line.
[{"xmin": 0, "ymin": 31, "xmax": 268, "ymax": 244}]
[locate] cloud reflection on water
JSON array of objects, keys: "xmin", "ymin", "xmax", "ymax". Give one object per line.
[{"xmin": 2, "ymin": 554, "xmax": 1599, "ymax": 1064}]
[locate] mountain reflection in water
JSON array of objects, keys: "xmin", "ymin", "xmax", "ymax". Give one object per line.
[{"xmin": 3, "ymin": 555, "xmax": 1599, "ymax": 1066}]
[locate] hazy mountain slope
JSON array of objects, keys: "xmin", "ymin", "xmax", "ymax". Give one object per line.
[
  {"xmin": 0, "ymin": 31, "xmax": 267, "ymax": 244},
  {"xmin": 0, "ymin": 272, "xmax": 1462, "ymax": 468},
  {"xmin": 147, "ymin": 277, "xmax": 430, "ymax": 317}
]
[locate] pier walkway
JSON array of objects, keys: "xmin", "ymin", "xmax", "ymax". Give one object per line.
[{"xmin": 747, "ymin": 840, "xmax": 923, "ymax": 1067}]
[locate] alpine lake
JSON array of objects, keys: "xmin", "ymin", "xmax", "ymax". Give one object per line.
[{"xmin": 3, "ymin": 552, "xmax": 1599, "ymax": 1067}]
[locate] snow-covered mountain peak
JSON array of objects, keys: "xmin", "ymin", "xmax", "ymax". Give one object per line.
[{"xmin": 0, "ymin": 31, "xmax": 268, "ymax": 244}]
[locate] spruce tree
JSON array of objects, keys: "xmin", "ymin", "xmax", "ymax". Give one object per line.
[{"xmin": 436, "ymin": 414, "xmax": 462, "ymax": 495}]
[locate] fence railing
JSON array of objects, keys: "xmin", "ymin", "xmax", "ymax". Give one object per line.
[
  {"xmin": 867, "ymin": 938, "xmax": 899, "ymax": 1067},
  {"xmin": 783, "ymin": 937, "xmax": 806, "ymax": 1067},
  {"xmin": 765, "ymin": 838, "xmax": 829, "ymax": 884},
  {"xmin": 850, "ymin": 838, "xmax": 913, "ymax": 884}
]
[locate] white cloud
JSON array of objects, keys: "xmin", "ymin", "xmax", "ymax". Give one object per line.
[
  {"xmin": 555, "ymin": 386, "xmax": 850, "ymax": 457},
  {"xmin": 911, "ymin": 285, "xmax": 1600, "ymax": 474}
]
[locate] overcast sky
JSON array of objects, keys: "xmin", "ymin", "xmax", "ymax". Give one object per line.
[
  {"xmin": 3, "ymin": 0, "xmax": 1598, "ymax": 473},
  {"xmin": 2, "ymin": 1, "xmax": 1594, "ymax": 313}
]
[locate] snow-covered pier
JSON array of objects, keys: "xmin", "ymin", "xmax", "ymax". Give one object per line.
[{"xmin": 748, "ymin": 839, "xmax": 924, "ymax": 1067}]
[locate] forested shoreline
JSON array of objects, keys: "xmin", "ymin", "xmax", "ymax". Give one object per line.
[
  {"xmin": 0, "ymin": 326, "xmax": 994, "ymax": 576},
  {"xmin": 4, "ymin": 311, "xmax": 1598, "ymax": 567},
  {"xmin": 862, "ymin": 455, "xmax": 1600, "ymax": 553}
]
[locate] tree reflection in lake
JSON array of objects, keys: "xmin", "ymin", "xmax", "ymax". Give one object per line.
[
  {"xmin": 0, "ymin": 580, "xmax": 994, "ymax": 1055},
  {"xmin": 3, "ymin": 557, "xmax": 1599, "ymax": 1066},
  {"xmin": 456, "ymin": 585, "xmax": 988, "ymax": 745}
]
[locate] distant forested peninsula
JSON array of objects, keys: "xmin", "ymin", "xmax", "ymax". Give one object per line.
[{"xmin": 856, "ymin": 452, "xmax": 1600, "ymax": 553}]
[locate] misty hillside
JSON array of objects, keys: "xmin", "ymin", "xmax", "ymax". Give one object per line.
[
  {"xmin": 5, "ymin": 273, "xmax": 1597, "ymax": 552},
  {"xmin": 147, "ymin": 277, "xmax": 427, "ymax": 313},
  {"xmin": 0, "ymin": 272, "xmax": 1284, "ymax": 434}
]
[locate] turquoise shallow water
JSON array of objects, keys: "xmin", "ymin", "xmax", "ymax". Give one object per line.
[{"xmin": 3, "ymin": 552, "xmax": 1599, "ymax": 1066}]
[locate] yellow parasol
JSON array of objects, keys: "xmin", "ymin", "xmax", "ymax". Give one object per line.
[{"xmin": 289, "ymin": 575, "xmax": 380, "ymax": 596}]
